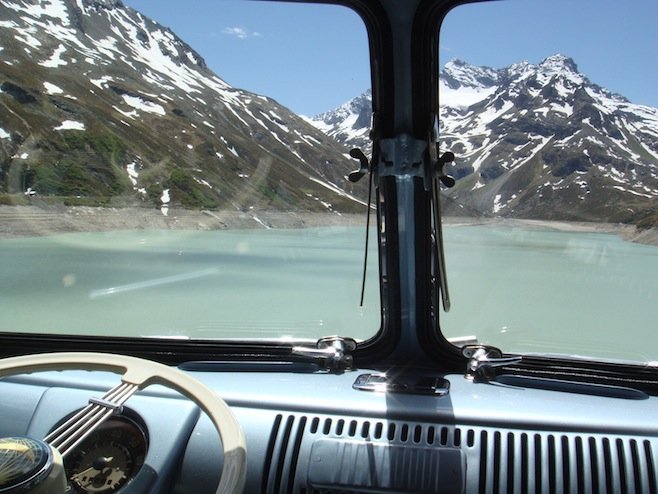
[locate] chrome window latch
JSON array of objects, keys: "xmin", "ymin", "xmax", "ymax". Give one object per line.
[
  {"xmin": 292, "ymin": 336, "xmax": 357, "ymax": 372},
  {"xmin": 463, "ymin": 345, "xmax": 522, "ymax": 382}
]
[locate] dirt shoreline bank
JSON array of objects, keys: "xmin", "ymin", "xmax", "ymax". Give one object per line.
[
  {"xmin": 0, "ymin": 205, "xmax": 656, "ymax": 245},
  {"xmin": 0, "ymin": 204, "xmax": 366, "ymax": 238}
]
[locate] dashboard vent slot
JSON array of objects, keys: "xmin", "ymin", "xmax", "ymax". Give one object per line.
[{"xmin": 263, "ymin": 414, "xmax": 308, "ymax": 494}]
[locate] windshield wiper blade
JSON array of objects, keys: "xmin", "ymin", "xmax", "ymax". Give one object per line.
[
  {"xmin": 431, "ymin": 146, "xmax": 456, "ymax": 312},
  {"xmin": 348, "ymin": 148, "xmax": 374, "ymax": 307},
  {"xmin": 462, "ymin": 345, "xmax": 658, "ymax": 396}
]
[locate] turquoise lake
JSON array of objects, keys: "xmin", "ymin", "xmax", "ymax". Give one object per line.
[{"xmin": 0, "ymin": 225, "xmax": 656, "ymax": 363}]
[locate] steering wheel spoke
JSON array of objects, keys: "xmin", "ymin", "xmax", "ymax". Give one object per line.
[{"xmin": 45, "ymin": 381, "xmax": 139, "ymax": 457}]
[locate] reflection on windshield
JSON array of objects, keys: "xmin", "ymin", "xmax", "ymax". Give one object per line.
[{"xmin": 438, "ymin": 0, "xmax": 658, "ymax": 363}]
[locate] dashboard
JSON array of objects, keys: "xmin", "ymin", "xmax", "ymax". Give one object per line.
[{"xmin": 2, "ymin": 364, "xmax": 658, "ymax": 493}]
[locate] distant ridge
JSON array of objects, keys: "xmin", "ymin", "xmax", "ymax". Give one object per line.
[{"xmin": 310, "ymin": 55, "xmax": 658, "ymax": 226}]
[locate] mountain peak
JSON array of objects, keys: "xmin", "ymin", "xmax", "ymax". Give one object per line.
[
  {"xmin": 539, "ymin": 54, "xmax": 579, "ymax": 74},
  {"xmin": 82, "ymin": 0, "xmax": 124, "ymax": 10},
  {"xmin": 445, "ymin": 59, "xmax": 473, "ymax": 69},
  {"xmin": 442, "ymin": 58, "xmax": 499, "ymax": 91},
  {"xmin": 308, "ymin": 89, "xmax": 372, "ymax": 151}
]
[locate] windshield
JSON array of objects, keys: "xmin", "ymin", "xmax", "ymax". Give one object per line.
[
  {"xmin": 438, "ymin": 0, "xmax": 658, "ymax": 364},
  {"xmin": 0, "ymin": 0, "xmax": 379, "ymax": 341},
  {"xmin": 2, "ymin": 0, "xmax": 657, "ymax": 366}
]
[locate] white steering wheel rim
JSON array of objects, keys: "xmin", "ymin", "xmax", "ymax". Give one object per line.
[{"xmin": 0, "ymin": 352, "xmax": 246, "ymax": 494}]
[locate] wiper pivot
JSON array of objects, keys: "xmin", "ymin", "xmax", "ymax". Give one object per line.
[
  {"xmin": 463, "ymin": 345, "xmax": 523, "ymax": 382},
  {"xmin": 292, "ymin": 336, "xmax": 357, "ymax": 372}
]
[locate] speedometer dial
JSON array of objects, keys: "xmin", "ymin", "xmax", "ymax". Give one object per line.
[{"xmin": 64, "ymin": 416, "xmax": 148, "ymax": 494}]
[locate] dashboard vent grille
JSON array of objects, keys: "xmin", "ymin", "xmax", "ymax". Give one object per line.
[
  {"xmin": 262, "ymin": 413, "xmax": 658, "ymax": 494},
  {"xmin": 476, "ymin": 431, "xmax": 658, "ymax": 494}
]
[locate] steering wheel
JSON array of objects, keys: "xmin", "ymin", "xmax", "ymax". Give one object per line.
[{"xmin": 0, "ymin": 352, "xmax": 246, "ymax": 494}]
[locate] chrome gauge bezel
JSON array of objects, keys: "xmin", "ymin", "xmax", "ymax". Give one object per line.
[{"xmin": 61, "ymin": 412, "xmax": 149, "ymax": 494}]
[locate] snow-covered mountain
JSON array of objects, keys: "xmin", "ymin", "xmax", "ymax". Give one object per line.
[
  {"xmin": 311, "ymin": 55, "xmax": 658, "ymax": 226},
  {"xmin": 308, "ymin": 89, "xmax": 372, "ymax": 153},
  {"xmin": 0, "ymin": 0, "xmax": 364, "ymax": 213}
]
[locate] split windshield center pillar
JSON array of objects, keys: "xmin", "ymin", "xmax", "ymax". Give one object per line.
[{"xmin": 377, "ymin": 134, "xmax": 434, "ymax": 364}]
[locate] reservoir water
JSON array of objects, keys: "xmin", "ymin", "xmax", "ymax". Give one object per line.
[
  {"xmin": 0, "ymin": 224, "xmax": 656, "ymax": 363},
  {"xmin": 0, "ymin": 227, "xmax": 380, "ymax": 341},
  {"xmin": 442, "ymin": 225, "xmax": 658, "ymax": 363}
]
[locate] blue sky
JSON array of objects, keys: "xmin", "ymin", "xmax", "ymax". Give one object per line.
[
  {"xmin": 123, "ymin": 0, "xmax": 658, "ymax": 115},
  {"xmin": 123, "ymin": 0, "xmax": 370, "ymax": 116}
]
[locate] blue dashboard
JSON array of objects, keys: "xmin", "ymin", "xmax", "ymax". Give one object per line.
[{"xmin": 2, "ymin": 366, "xmax": 657, "ymax": 493}]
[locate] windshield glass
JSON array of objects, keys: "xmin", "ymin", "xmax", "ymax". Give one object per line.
[
  {"xmin": 0, "ymin": 0, "xmax": 378, "ymax": 341},
  {"xmin": 439, "ymin": 0, "xmax": 658, "ymax": 364}
]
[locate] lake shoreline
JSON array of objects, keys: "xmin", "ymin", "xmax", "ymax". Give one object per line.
[
  {"xmin": 443, "ymin": 217, "xmax": 658, "ymax": 246},
  {"xmin": 0, "ymin": 205, "xmax": 656, "ymax": 245}
]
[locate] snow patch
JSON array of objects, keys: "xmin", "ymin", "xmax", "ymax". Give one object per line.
[
  {"xmin": 126, "ymin": 162, "xmax": 139, "ymax": 186},
  {"xmin": 193, "ymin": 177, "xmax": 213, "ymax": 189},
  {"xmin": 307, "ymin": 176, "xmax": 368, "ymax": 207},
  {"xmin": 440, "ymin": 81, "xmax": 498, "ymax": 108},
  {"xmin": 41, "ymin": 45, "xmax": 67, "ymax": 68},
  {"xmin": 113, "ymin": 106, "xmax": 138, "ymax": 119},
  {"xmin": 612, "ymin": 186, "xmax": 653, "ymax": 199},
  {"xmin": 251, "ymin": 215, "xmax": 271, "ymax": 229},
  {"xmin": 471, "ymin": 179, "xmax": 485, "ymax": 191},
  {"xmin": 55, "ymin": 120, "xmax": 85, "ymax": 131},
  {"xmin": 550, "ymin": 102, "xmax": 573, "ymax": 116},
  {"xmin": 493, "ymin": 194, "xmax": 503, "ymax": 213},
  {"xmin": 89, "ymin": 76, "xmax": 113, "ymax": 90},
  {"xmin": 122, "ymin": 95, "xmax": 166, "ymax": 116},
  {"xmin": 160, "ymin": 189, "xmax": 170, "ymax": 216},
  {"xmin": 43, "ymin": 82, "xmax": 64, "ymax": 95}
]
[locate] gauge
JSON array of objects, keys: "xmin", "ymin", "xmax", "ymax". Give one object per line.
[{"xmin": 63, "ymin": 415, "xmax": 148, "ymax": 494}]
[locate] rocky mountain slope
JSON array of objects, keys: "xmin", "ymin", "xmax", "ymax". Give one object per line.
[
  {"xmin": 0, "ymin": 0, "xmax": 365, "ymax": 214},
  {"xmin": 312, "ymin": 55, "xmax": 658, "ymax": 226}
]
